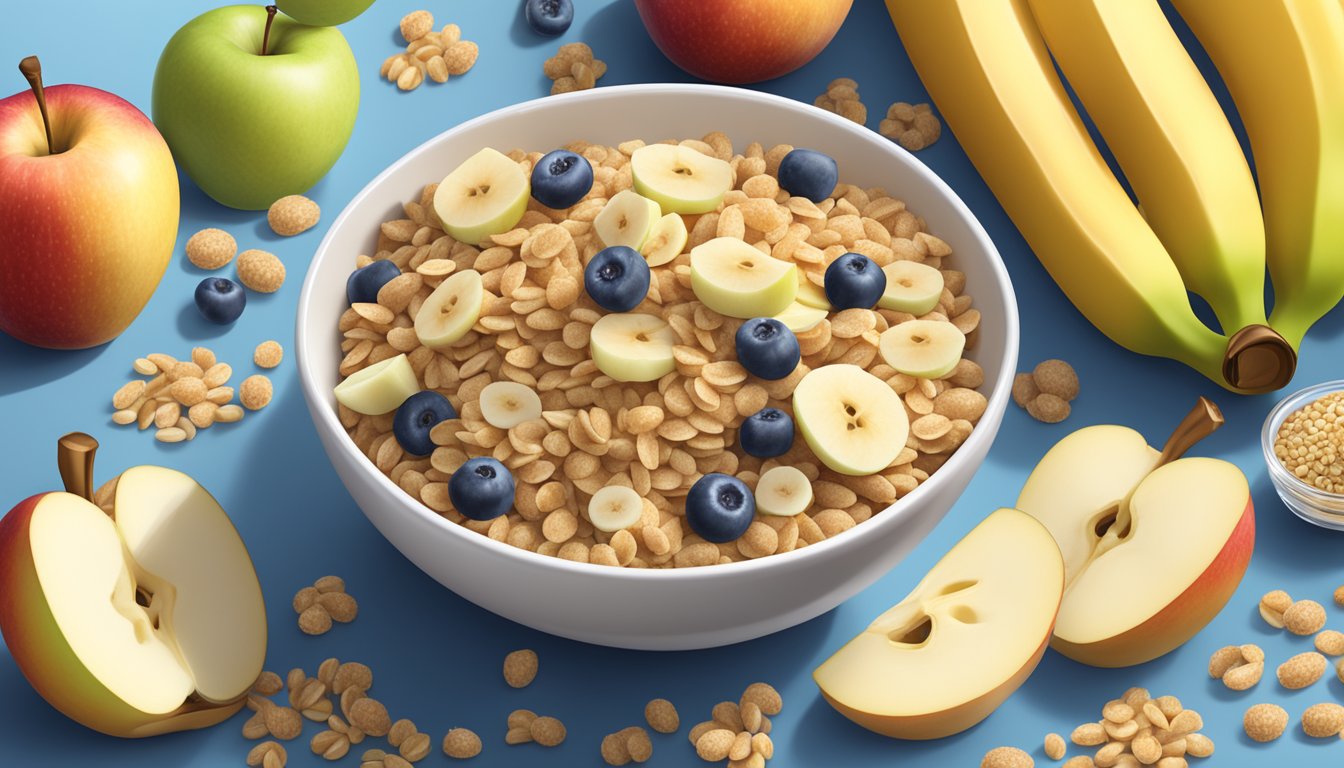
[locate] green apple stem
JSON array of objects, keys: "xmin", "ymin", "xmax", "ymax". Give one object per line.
[
  {"xmin": 57, "ymin": 432, "xmax": 99, "ymax": 502},
  {"xmin": 261, "ymin": 5, "xmax": 278, "ymax": 55},
  {"xmin": 17, "ymin": 55, "xmax": 54, "ymax": 155}
]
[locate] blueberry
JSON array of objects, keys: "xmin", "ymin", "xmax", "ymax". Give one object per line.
[
  {"xmin": 524, "ymin": 0, "xmax": 573, "ymax": 36},
  {"xmin": 824, "ymin": 252, "xmax": 885, "ymax": 310},
  {"xmin": 393, "ymin": 391, "xmax": 457, "ymax": 457},
  {"xmin": 347, "ymin": 260, "xmax": 401, "ymax": 305},
  {"xmin": 735, "ymin": 318, "xmax": 800, "ymax": 380},
  {"xmin": 194, "ymin": 277, "xmax": 246, "ymax": 324},
  {"xmin": 531, "ymin": 149, "xmax": 594, "ymax": 210},
  {"xmin": 449, "ymin": 457, "xmax": 516, "ymax": 521},
  {"xmin": 584, "ymin": 245, "xmax": 651, "ymax": 312},
  {"xmin": 777, "ymin": 148, "xmax": 838, "ymax": 203},
  {"xmin": 686, "ymin": 473, "xmax": 756, "ymax": 543},
  {"xmin": 739, "ymin": 408, "xmax": 795, "ymax": 459}
]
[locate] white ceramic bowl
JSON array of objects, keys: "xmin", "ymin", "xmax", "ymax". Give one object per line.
[{"xmin": 297, "ymin": 84, "xmax": 1018, "ymax": 650}]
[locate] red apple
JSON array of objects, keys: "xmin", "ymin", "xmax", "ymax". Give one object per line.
[
  {"xmin": 0, "ymin": 58, "xmax": 178, "ymax": 349},
  {"xmin": 634, "ymin": 0, "xmax": 854, "ymax": 84}
]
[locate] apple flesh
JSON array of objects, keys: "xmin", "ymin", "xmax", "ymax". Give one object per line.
[
  {"xmin": 0, "ymin": 435, "xmax": 266, "ymax": 737},
  {"xmin": 814, "ymin": 508, "xmax": 1064, "ymax": 739},
  {"xmin": 0, "ymin": 83, "xmax": 178, "ymax": 349},
  {"xmin": 1016, "ymin": 422, "xmax": 1253, "ymax": 667},
  {"xmin": 152, "ymin": 5, "xmax": 359, "ymax": 210},
  {"xmin": 634, "ymin": 0, "xmax": 855, "ymax": 84}
]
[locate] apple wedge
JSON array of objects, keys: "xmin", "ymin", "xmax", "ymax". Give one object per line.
[
  {"xmin": 814, "ymin": 508, "xmax": 1064, "ymax": 739},
  {"xmin": 0, "ymin": 434, "xmax": 266, "ymax": 737},
  {"xmin": 1015, "ymin": 398, "xmax": 1254, "ymax": 667}
]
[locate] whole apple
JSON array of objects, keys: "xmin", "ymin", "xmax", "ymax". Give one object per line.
[
  {"xmin": 0, "ymin": 79, "xmax": 178, "ymax": 349},
  {"xmin": 634, "ymin": 0, "xmax": 854, "ymax": 84},
  {"xmin": 275, "ymin": 0, "xmax": 375, "ymax": 27},
  {"xmin": 152, "ymin": 5, "xmax": 360, "ymax": 210}
]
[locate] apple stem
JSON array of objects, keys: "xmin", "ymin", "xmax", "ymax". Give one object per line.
[
  {"xmin": 17, "ymin": 56, "xmax": 54, "ymax": 155},
  {"xmin": 1156, "ymin": 396, "xmax": 1224, "ymax": 467},
  {"xmin": 261, "ymin": 5, "xmax": 278, "ymax": 56},
  {"xmin": 57, "ymin": 432, "xmax": 99, "ymax": 502}
]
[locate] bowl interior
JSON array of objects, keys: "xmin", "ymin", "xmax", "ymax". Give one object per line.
[{"xmin": 297, "ymin": 83, "xmax": 1019, "ymax": 576}]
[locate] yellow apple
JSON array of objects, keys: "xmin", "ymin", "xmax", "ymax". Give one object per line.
[
  {"xmin": 0, "ymin": 434, "xmax": 266, "ymax": 736},
  {"xmin": 1015, "ymin": 400, "xmax": 1253, "ymax": 667},
  {"xmin": 814, "ymin": 508, "xmax": 1064, "ymax": 739}
]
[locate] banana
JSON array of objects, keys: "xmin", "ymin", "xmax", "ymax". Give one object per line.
[
  {"xmin": 879, "ymin": 320, "xmax": 965, "ymax": 379},
  {"xmin": 479, "ymin": 381, "xmax": 542, "ymax": 429},
  {"xmin": 587, "ymin": 485, "xmax": 643, "ymax": 532},
  {"xmin": 333, "ymin": 354, "xmax": 420, "ymax": 415},
  {"xmin": 588, "ymin": 312, "xmax": 676, "ymax": 382},
  {"xmin": 793, "ymin": 365, "xmax": 909, "ymax": 476},
  {"xmin": 1026, "ymin": 0, "xmax": 1267, "ymax": 337},
  {"xmin": 755, "ymin": 466, "xmax": 814, "ymax": 517},
  {"xmin": 1172, "ymin": 0, "xmax": 1344, "ymax": 350},
  {"xmin": 885, "ymin": 0, "xmax": 1294, "ymax": 392}
]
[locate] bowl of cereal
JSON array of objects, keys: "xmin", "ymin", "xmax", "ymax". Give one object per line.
[
  {"xmin": 296, "ymin": 84, "xmax": 1018, "ymax": 649},
  {"xmin": 1262, "ymin": 380, "xmax": 1344, "ymax": 531}
]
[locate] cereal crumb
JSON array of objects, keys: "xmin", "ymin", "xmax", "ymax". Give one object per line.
[
  {"xmin": 1032, "ymin": 359, "xmax": 1079, "ymax": 400},
  {"xmin": 1260, "ymin": 589, "xmax": 1292, "ymax": 628},
  {"xmin": 268, "ymin": 195, "xmax": 320, "ymax": 237},
  {"xmin": 1274, "ymin": 392, "xmax": 1344, "ymax": 493},
  {"xmin": 186, "ymin": 228, "xmax": 237, "ymax": 270},
  {"xmin": 1283, "ymin": 599, "xmax": 1327, "ymax": 635},
  {"xmin": 502, "ymin": 649, "xmax": 538, "ymax": 688},
  {"xmin": 400, "ymin": 10, "xmax": 433, "ymax": 42},
  {"xmin": 1011, "ymin": 372, "xmax": 1039, "ymax": 408},
  {"xmin": 644, "ymin": 698, "xmax": 679, "ymax": 734},
  {"xmin": 240, "ymin": 375, "xmax": 273, "ymax": 410},
  {"xmin": 980, "ymin": 746, "xmax": 1033, "ymax": 768},
  {"xmin": 255, "ymin": 340, "xmax": 284, "ymax": 369},
  {"xmin": 740, "ymin": 682, "xmax": 783, "ymax": 716},
  {"xmin": 442, "ymin": 727, "xmax": 482, "ymax": 759},
  {"xmin": 247, "ymin": 741, "xmax": 288, "ymax": 767},
  {"xmin": 529, "ymin": 716, "xmax": 566, "ymax": 747},
  {"xmin": 1276, "ymin": 651, "xmax": 1327, "ymax": 689},
  {"xmin": 1043, "ymin": 732, "xmax": 1065, "ymax": 760},
  {"xmin": 1244, "ymin": 703, "xmax": 1288, "ymax": 742},
  {"xmin": 1315, "ymin": 629, "xmax": 1344, "ymax": 656},
  {"xmin": 815, "ymin": 78, "xmax": 867, "ymax": 125},
  {"xmin": 237, "ymin": 249, "xmax": 286, "ymax": 293},
  {"xmin": 1026, "ymin": 393, "xmax": 1071, "ymax": 424},
  {"xmin": 1335, "ymin": 585, "xmax": 1344, "ymax": 607},
  {"xmin": 1302, "ymin": 702, "xmax": 1344, "ymax": 738},
  {"xmin": 544, "ymin": 43, "xmax": 604, "ymax": 94},
  {"xmin": 878, "ymin": 101, "xmax": 941, "ymax": 151}
]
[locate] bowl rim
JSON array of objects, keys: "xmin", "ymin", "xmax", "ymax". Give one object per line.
[
  {"xmin": 1260, "ymin": 378, "xmax": 1344, "ymax": 502},
  {"xmin": 296, "ymin": 82, "xmax": 1020, "ymax": 581}
]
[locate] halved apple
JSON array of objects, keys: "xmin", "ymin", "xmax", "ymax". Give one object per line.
[
  {"xmin": 815, "ymin": 508, "xmax": 1064, "ymax": 739},
  {"xmin": 0, "ymin": 434, "xmax": 266, "ymax": 737},
  {"xmin": 1015, "ymin": 399, "xmax": 1253, "ymax": 667}
]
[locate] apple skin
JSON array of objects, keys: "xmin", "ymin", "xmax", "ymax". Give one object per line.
[
  {"xmin": 275, "ymin": 0, "xmax": 375, "ymax": 27},
  {"xmin": 634, "ymin": 0, "xmax": 855, "ymax": 84},
  {"xmin": 0, "ymin": 493, "xmax": 244, "ymax": 737},
  {"xmin": 1052, "ymin": 497, "xmax": 1255, "ymax": 668},
  {"xmin": 152, "ymin": 5, "xmax": 359, "ymax": 210},
  {"xmin": 0, "ymin": 85, "xmax": 178, "ymax": 349}
]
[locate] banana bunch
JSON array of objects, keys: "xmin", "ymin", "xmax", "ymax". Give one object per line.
[{"xmin": 885, "ymin": 0, "xmax": 1344, "ymax": 393}]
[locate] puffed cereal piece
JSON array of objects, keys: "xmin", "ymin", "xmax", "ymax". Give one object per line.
[
  {"xmin": 186, "ymin": 228, "xmax": 237, "ymax": 270},
  {"xmin": 237, "ymin": 249, "xmax": 286, "ymax": 293},
  {"xmin": 267, "ymin": 195, "xmax": 320, "ymax": 237},
  {"xmin": 240, "ymin": 374, "xmax": 273, "ymax": 411},
  {"xmin": 254, "ymin": 340, "xmax": 284, "ymax": 369}
]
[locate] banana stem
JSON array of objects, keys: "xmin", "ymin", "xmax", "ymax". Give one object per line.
[
  {"xmin": 57, "ymin": 432, "xmax": 99, "ymax": 502},
  {"xmin": 1222, "ymin": 325, "xmax": 1296, "ymax": 393}
]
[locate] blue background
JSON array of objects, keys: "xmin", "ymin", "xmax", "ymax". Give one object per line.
[{"xmin": 3, "ymin": 1, "xmax": 1343, "ymax": 765}]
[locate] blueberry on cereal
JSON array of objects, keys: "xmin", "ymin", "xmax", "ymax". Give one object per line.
[
  {"xmin": 347, "ymin": 260, "xmax": 402, "ymax": 305},
  {"xmin": 449, "ymin": 457, "xmax": 516, "ymax": 521},
  {"xmin": 735, "ymin": 317, "xmax": 801, "ymax": 380},
  {"xmin": 584, "ymin": 245, "xmax": 650, "ymax": 313},
  {"xmin": 777, "ymin": 148, "xmax": 838, "ymax": 203},
  {"xmin": 394, "ymin": 390, "xmax": 457, "ymax": 456},
  {"xmin": 824, "ymin": 252, "xmax": 885, "ymax": 310},
  {"xmin": 686, "ymin": 473, "xmax": 755, "ymax": 543},
  {"xmin": 531, "ymin": 149, "xmax": 593, "ymax": 209},
  {"xmin": 525, "ymin": 0, "xmax": 574, "ymax": 36},
  {"xmin": 739, "ymin": 407, "xmax": 795, "ymax": 459}
]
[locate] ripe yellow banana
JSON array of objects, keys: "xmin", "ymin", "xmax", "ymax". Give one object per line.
[
  {"xmin": 1026, "ymin": 0, "xmax": 1267, "ymax": 337},
  {"xmin": 1173, "ymin": 0, "xmax": 1344, "ymax": 351},
  {"xmin": 884, "ymin": 0, "xmax": 1286, "ymax": 391}
]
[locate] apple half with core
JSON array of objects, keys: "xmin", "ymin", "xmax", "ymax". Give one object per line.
[
  {"xmin": 815, "ymin": 508, "xmax": 1064, "ymax": 739},
  {"xmin": 0, "ymin": 433, "xmax": 267, "ymax": 737},
  {"xmin": 1016, "ymin": 398, "xmax": 1253, "ymax": 667},
  {"xmin": 152, "ymin": 5, "xmax": 359, "ymax": 210},
  {"xmin": 0, "ymin": 57, "xmax": 178, "ymax": 349}
]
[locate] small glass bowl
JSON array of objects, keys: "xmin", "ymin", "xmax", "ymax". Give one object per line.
[{"xmin": 1261, "ymin": 379, "xmax": 1344, "ymax": 531}]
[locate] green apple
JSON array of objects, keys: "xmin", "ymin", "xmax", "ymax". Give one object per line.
[
  {"xmin": 595, "ymin": 189, "xmax": 663, "ymax": 250},
  {"xmin": 879, "ymin": 261, "xmax": 945, "ymax": 314},
  {"xmin": 641, "ymin": 212, "xmax": 689, "ymax": 267},
  {"xmin": 275, "ymin": 0, "xmax": 375, "ymax": 26},
  {"xmin": 631, "ymin": 143, "xmax": 733, "ymax": 214},
  {"xmin": 333, "ymin": 354, "xmax": 421, "ymax": 415},
  {"xmin": 793, "ymin": 364, "xmax": 909, "ymax": 476},
  {"xmin": 432, "ymin": 149, "xmax": 530, "ymax": 246},
  {"xmin": 690, "ymin": 237, "xmax": 798, "ymax": 319},
  {"xmin": 796, "ymin": 278, "xmax": 834, "ymax": 310},
  {"xmin": 415, "ymin": 269, "xmax": 485, "ymax": 348},
  {"xmin": 878, "ymin": 320, "xmax": 965, "ymax": 379},
  {"xmin": 152, "ymin": 5, "xmax": 359, "ymax": 210},
  {"xmin": 773, "ymin": 301, "xmax": 829, "ymax": 332},
  {"xmin": 589, "ymin": 313, "xmax": 676, "ymax": 382}
]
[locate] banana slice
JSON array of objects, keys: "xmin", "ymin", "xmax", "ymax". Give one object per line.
[
  {"xmin": 432, "ymin": 148, "xmax": 530, "ymax": 246},
  {"xmin": 773, "ymin": 301, "xmax": 830, "ymax": 333},
  {"xmin": 479, "ymin": 381, "xmax": 542, "ymax": 429},
  {"xmin": 793, "ymin": 364, "xmax": 909, "ymax": 476},
  {"xmin": 587, "ymin": 485, "xmax": 643, "ymax": 532},
  {"xmin": 641, "ymin": 212, "xmax": 689, "ymax": 267},
  {"xmin": 690, "ymin": 237, "xmax": 798, "ymax": 319},
  {"xmin": 415, "ymin": 269, "xmax": 485, "ymax": 349},
  {"xmin": 631, "ymin": 143, "xmax": 734, "ymax": 214},
  {"xmin": 589, "ymin": 312, "xmax": 677, "ymax": 382},
  {"xmin": 879, "ymin": 261, "xmax": 945, "ymax": 315},
  {"xmin": 333, "ymin": 354, "xmax": 420, "ymax": 415},
  {"xmin": 756, "ymin": 466, "xmax": 815, "ymax": 517},
  {"xmin": 795, "ymin": 278, "xmax": 834, "ymax": 310},
  {"xmin": 594, "ymin": 189, "xmax": 663, "ymax": 250},
  {"xmin": 878, "ymin": 319, "xmax": 966, "ymax": 379}
]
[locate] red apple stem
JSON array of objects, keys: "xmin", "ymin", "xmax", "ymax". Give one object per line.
[
  {"xmin": 57, "ymin": 432, "xmax": 99, "ymax": 502},
  {"xmin": 1156, "ymin": 396, "xmax": 1224, "ymax": 467},
  {"xmin": 17, "ymin": 56, "xmax": 54, "ymax": 155},
  {"xmin": 262, "ymin": 5, "xmax": 278, "ymax": 56}
]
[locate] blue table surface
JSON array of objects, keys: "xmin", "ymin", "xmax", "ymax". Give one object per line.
[{"xmin": 3, "ymin": 1, "xmax": 1343, "ymax": 765}]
